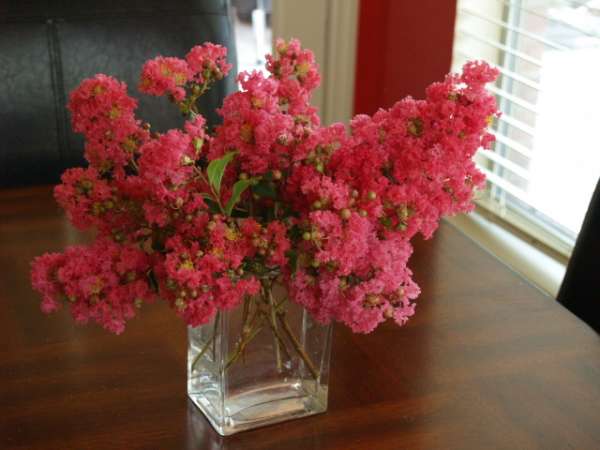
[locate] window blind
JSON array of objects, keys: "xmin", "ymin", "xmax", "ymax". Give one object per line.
[{"xmin": 452, "ymin": 0, "xmax": 600, "ymax": 258}]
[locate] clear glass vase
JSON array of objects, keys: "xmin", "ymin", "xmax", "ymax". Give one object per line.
[{"xmin": 187, "ymin": 285, "xmax": 333, "ymax": 436}]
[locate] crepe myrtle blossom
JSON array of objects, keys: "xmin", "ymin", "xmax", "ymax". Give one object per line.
[{"xmin": 32, "ymin": 39, "xmax": 499, "ymax": 334}]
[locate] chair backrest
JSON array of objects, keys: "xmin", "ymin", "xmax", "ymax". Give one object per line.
[
  {"xmin": 0, "ymin": 0, "xmax": 237, "ymax": 187},
  {"xmin": 557, "ymin": 178, "xmax": 600, "ymax": 332}
]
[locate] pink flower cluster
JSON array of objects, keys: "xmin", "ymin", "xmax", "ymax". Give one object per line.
[
  {"xmin": 31, "ymin": 39, "xmax": 499, "ymax": 335},
  {"xmin": 139, "ymin": 43, "xmax": 232, "ymax": 102},
  {"xmin": 31, "ymin": 239, "xmax": 155, "ymax": 334},
  {"xmin": 67, "ymin": 74, "xmax": 148, "ymax": 177}
]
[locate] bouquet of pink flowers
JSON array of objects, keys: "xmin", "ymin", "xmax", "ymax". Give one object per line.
[{"xmin": 31, "ymin": 39, "xmax": 499, "ymax": 341}]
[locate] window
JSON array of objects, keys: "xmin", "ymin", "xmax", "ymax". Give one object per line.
[
  {"xmin": 453, "ymin": 0, "xmax": 600, "ymax": 257},
  {"xmin": 232, "ymin": 0, "xmax": 273, "ymax": 75}
]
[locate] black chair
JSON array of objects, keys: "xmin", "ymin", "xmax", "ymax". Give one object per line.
[
  {"xmin": 557, "ymin": 178, "xmax": 600, "ymax": 332},
  {"xmin": 0, "ymin": 0, "xmax": 237, "ymax": 187}
]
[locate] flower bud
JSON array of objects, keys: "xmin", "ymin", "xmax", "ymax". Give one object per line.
[
  {"xmin": 302, "ymin": 231, "xmax": 312, "ymax": 241},
  {"xmin": 407, "ymin": 117, "xmax": 423, "ymax": 137},
  {"xmin": 181, "ymin": 155, "xmax": 194, "ymax": 166},
  {"xmin": 384, "ymin": 307, "xmax": 394, "ymax": 319},
  {"xmin": 367, "ymin": 191, "xmax": 377, "ymax": 201},
  {"xmin": 193, "ymin": 137, "xmax": 204, "ymax": 152},
  {"xmin": 340, "ymin": 208, "xmax": 351, "ymax": 220},
  {"xmin": 366, "ymin": 294, "xmax": 380, "ymax": 306}
]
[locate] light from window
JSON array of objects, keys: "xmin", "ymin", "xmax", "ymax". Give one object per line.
[{"xmin": 453, "ymin": 0, "xmax": 600, "ymax": 256}]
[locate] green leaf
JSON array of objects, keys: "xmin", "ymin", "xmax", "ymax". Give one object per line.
[
  {"xmin": 225, "ymin": 179, "xmax": 253, "ymax": 216},
  {"xmin": 204, "ymin": 198, "xmax": 221, "ymax": 214},
  {"xmin": 146, "ymin": 270, "xmax": 159, "ymax": 292},
  {"xmin": 286, "ymin": 249, "xmax": 299, "ymax": 276},
  {"xmin": 252, "ymin": 179, "xmax": 277, "ymax": 199},
  {"xmin": 207, "ymin": 151, "xmax": 236, "ymax": 194}
]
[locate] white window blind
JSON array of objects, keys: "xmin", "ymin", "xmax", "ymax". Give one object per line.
[{"xmin": 453, "ymin": 0, "xmax": 600, "ymax": 258}]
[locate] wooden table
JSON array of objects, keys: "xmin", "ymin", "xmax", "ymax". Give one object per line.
[{"xmin": 2, "ymin": 186, "xmax": 600, "ymax": 450}]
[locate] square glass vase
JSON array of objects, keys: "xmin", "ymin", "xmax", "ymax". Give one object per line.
[{"xmin": 187, "ymin": 296, "xmax": 333, "ymax": 436}]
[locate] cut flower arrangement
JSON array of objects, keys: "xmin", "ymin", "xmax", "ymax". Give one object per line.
[{"xmin": 31, "ymin": 39, "xmax": 499, "ymax": 435}]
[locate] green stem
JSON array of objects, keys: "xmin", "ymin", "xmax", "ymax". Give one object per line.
[
  {"xmin": 277, "ymin": 311, "xmax": 319, "ymax": 380},
  {"xmin": 220, "ymin": 284, "xmax": 314, "ymax": 380},
  {"xmin": 191, "ymin": 333, "xmax": 216, "ymax": 372},
  {"xmin": 225, "ymin": 315, "xmax": 265, "ymax": 369},
  {"xmin": 261, "ymin": 308, "xmax": 292, "ymax": 363},
  {"xmin": 211, "ymin": 312, "xmax": 220, "ymax": 360},
  {"xmin": 225, "ymin": 295, "xmax": 260, "ymax": 368},
  {"xmin": 262, "ymin": 280, "xmax": 283, "ymax": 370},
  {"xmin": 240, "ymin": 297, "xmax": 250, "ymax": 363},
  {"xmin": 193, "ymin": 167, "xmax": 227, "ymax": 216}
]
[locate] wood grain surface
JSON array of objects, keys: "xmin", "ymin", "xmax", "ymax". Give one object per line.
[{"xmin": 1, "ymin": 186, "xmax": 599, "ymax": 450}]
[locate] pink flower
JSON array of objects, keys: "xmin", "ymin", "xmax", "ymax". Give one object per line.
[
  {"xmin": 267, "ymin": 38, "xmax": 320, "ymax": 93},
  {"xmin": 32, "ymin": 40, "xmax": 499, "ymax": 336},
  {"xmin": 139, "ymin": 56, "xmax": 191, "ymax": 101},
  {"xmin": 68, "ymin": 74, "xmax": 145, "ymax": 173},
  {"xmin": 31, "ymin": 240, "xmax": 155, "ymax": 334},
  {"xmin": 186, "ymin": 43, "xmax": 232, "ymax": 84},
  {"xmin": 54, "ymin": 167, "xmax": 110, "ymax": 230},
  {"xmin": 138, "ymin": 129, "xmax": 195, "ymax": 203}
]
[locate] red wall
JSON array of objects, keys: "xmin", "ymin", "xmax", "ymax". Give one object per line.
[{"xmin": 353, "ymin": 0, "xmax": 458, "ymax": 116}]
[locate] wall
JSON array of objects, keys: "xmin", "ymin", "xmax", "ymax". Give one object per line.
[
  {"xmin": 272, "ymin": 0, "xmax": 358, "ymax": 125},
  {"xmin": 354, "ymin": 0, "xmax": 458, "ymax": 115}
]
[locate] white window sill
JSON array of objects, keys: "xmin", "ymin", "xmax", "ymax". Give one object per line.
[{"xmin": 445, "ymin": 212, "xmax": 566, "ymax": 297}]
